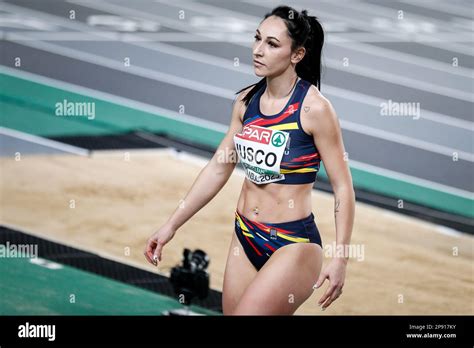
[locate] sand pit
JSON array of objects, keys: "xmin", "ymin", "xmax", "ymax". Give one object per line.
[{"xmin": 1, "ymin": 149, "xmax": 472, "ymax": 314}]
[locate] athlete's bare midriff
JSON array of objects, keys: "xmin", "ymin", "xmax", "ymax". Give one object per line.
[{"xmin": 236, "ymin": 179, "xmax": 314, "ymax": 223}]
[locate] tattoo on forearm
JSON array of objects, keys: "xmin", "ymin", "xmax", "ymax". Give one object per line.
[{"xmin": 334, "ymin": 198, "xmax": 340, "ymax": 218}]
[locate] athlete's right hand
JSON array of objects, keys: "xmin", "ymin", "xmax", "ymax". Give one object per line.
[{"xmin": 144, "ymin": 223, "xmax": 176, "ymax": 266}]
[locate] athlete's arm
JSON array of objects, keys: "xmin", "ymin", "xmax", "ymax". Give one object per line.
[
  {"xmin": 145, "ymin": 90, "xmax": 248, "ymax": 265},
  {"xmin": 164, "ymin": 89, "xmax": 248, "ymax": 231},
  {"xmin": 302, "ymin": 89, "xmax": 355, "ymax": 309}
]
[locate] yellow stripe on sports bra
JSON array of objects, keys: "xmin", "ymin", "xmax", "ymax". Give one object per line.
[
  {"xmin": 267, "ymin": 122, "xmax": 299, "ymax": 131},
  {"xmin": 280, "ymin": 168, "xmax": 318, "ymax": 174}
]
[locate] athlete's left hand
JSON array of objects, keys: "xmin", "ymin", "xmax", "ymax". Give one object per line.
[{"xmin": 313, "ymin": 258, "xmax": 347, "ymax": 310}]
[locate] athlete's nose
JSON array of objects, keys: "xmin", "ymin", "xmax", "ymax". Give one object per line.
[{"xmin": 253, "ymin": 42, "xmax": 264, "ymax": 57}]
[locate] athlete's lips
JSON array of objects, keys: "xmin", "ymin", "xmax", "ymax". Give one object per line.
[{"xmin": 253, "ymin": 59, "xmax": 265, "ymax": 66}]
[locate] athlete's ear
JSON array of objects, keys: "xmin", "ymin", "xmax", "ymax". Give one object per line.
[{"xmin": 291, "ymin": 46, "xmax": 306, "ymax": 65}]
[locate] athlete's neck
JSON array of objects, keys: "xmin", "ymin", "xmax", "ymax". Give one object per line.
[{"xmin": 264, "ymin": 70, "xmax": 298, "ymax": 100}]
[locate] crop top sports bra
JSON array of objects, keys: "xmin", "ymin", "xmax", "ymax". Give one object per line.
[{"xmin": 234, "ymin": 77, "xmax": 321, "ymax": 185}]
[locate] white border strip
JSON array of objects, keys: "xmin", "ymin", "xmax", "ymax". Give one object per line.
[
  {"xmin": 349, "ymin": 158, "xmax": 473, "ymax": 199},
  {"xmin": 0, "ymin": 126, "xmax": 89, "ymax": 156}
]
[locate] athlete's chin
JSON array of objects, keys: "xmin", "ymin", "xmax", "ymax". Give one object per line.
[{"xmin": 254, "ymin": 67, "xmax": 269, "ymax": 77}]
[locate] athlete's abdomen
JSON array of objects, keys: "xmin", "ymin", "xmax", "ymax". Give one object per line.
[{"xmin": 236, "ymin": 179, "xmax": 313, "ymax": 223}]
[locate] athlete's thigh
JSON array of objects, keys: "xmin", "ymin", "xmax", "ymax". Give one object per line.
[
  {"xmin": 222, "ymin": 231, "xmax": 258, "ymax": 315},
  {"xmin": 233, "ymin": 243, "xmax": 323, "ymax": 315}
]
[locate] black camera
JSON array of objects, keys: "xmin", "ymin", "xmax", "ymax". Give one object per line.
[{"xmin": 169, "ymin": 248, "xmax": 210, "ymax": 307}]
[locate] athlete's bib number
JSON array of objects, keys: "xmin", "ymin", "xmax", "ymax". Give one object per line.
[{"xmin": 234, "ymin": 125, "xmax": 289, "ymax": 184}]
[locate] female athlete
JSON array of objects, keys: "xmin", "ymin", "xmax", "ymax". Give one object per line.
[{"xmin": 145, "ymin": 5, "xmax": 355, "ymax": 315}]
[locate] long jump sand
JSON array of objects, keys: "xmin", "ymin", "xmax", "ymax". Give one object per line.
[{"xmin": 1, "ymin": 149, "xmax": 472, "ymax": 315}]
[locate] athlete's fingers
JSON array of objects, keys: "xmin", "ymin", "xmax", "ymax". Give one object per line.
[
  {"xmin": 144, "ymin": 249, "xmax": 155, "ymax": 265},
  {"xmin": 313, "ymin": 271, "xmax": 328, "ymax": 289},
  {"xmin": 320, "ymin": 296, "xmax": 333, "ymax": 310},
  {"xmin": 153, "ymin": 241, "xmax": 164, "ymax": 264},
  {"xmin": 318, "ymin": 283, "xmax": 337, "ymax": 307},
  {"xmin": 144, "ymin": 239, "xmax": 157, "ymax": 265},
  {"xmin": 144, "ymin": 250, "xmax": 153, "ymax": 264},
  {"xmin": 321, "ymin": 287, "xmax": 343, "ymax": 310}
]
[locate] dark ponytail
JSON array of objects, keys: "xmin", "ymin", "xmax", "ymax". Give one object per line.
[{"xmin": 236, "ymin": 6, "xmax": 325, "ymax": 106}]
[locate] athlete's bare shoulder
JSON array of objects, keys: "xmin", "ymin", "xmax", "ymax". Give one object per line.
[
  {"xmin": 300, "ymin": 84, "xmax": 336, "ymax": 136},
  {"xmin": 303, "ymin": 84, "xmax": 331, "ymax": 113}
]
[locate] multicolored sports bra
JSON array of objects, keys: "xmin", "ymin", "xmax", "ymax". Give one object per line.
[{"xmin": 234, "ymin": 77, "xmax": 321, "ymax": 185}]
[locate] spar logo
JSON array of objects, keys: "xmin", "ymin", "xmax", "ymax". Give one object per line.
[
  {"xmin": 237, "ymin": 125, "xmax": 271, "ymax": 144},
  {"xmin": 271, "ymin": 132, "xmax": 286, "ymax": 147}
]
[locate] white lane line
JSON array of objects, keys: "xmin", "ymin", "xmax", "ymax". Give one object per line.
[
  {"xmin": 154, "ymin": 0, "xmax": 473, "ymax": 76},
  {"xmin": 3, "ymin": 1, "xmax": 470, "ymax": 129},
  {"xmin": 341, "ymin": 119, "xmax": 473, "ymax": 162},
  {"xmin": 0, "ymin": 127, "xmax": 90, "ymax": 156},
  {"xmin": 0, "ymin": 2, "xmax": 245, "ymax": 72},
  {"xmin": 324, "ymin": 31, "xmax": 474, "ymax": 43},
  {"xmin": 323, "ymin": 57, "xmax": 473, "ymax": 102},
  {"xmin": 90, "ymin": 147, "xmax": 176, "ymax": 158},
  {"xmin": 142, "ymin": 0, "xmax": 473, "ymax": 101},
  {"xmin": 4, "ymin": 36, "xmax": 472, "ymax": 160},
  {"xmin": 7, "ymin": 32, "xmax": 236, "ymax": 99},
  {"xmin": 2, "ymin": 31, "xmax": 247, "ymax": 42},
  {"xmin": 8, "ymin": 30, "xmax": 473, "ymax": 43},
  {"xmin": 10, "ymin": 29, "xmax": 471, "ymax": 82},
  {"xmin": 150, "ymin": 0, "xmax": 473, "ymax": 80},
  {"xmin": 247, "ymin": 0, "xmax": 474, "ymax": 56},
  {"xmin": 6, "ymin": 0, "xmax": 473, "ymax": 82},
  {"xmin": 250, "ymin": 0, "xmax": 472, "ymax": 37},
  {"xmin": 6, "ymin": 29, "xmax": 472, "ymax": 89},
  {"xmin": 399, "ymin": 0, "xmax": 474, "ymax": 18},
  {"xmin": 0, "ymin": 66, "xmax": 229, "ymax": 134},
  {"xmin": 340, "ymin": 41, "xmax": 472, "ymax": 78},
  {"xmin": 323, "ymin": 85, "xmax": 472, "ymax": 131},
  {"xmin": 321, "ymin": 0, "xmax": 474, "ymax": 55},
  {"xmin": 308, "ymin": 0, "xmax": 474, "ymax": 45}
]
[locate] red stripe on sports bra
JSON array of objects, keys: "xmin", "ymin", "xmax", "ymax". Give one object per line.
[
  {"xmin": 291, "ymin": 153, "xmax": 320, "ymax": 162},
  {"xmin": 246, "ymin": 102, "xmax": 300, "ymax": 127},
  {"xmin": 281, "ymin": 161, "xmax": 320, "ymax": 168}
]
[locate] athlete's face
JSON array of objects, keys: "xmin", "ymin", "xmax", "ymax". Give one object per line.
[{"xmin": 252, "ymin": 16, "xmax": 305, "ymax": 77}]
